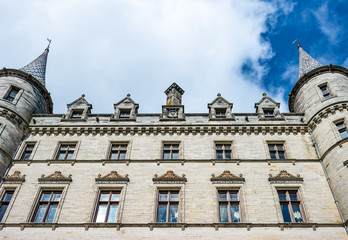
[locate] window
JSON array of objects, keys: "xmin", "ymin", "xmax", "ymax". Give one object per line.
[
  {"xmin": 71, "ymin": 109, "xmax": 83, "ymax": 119},
  {"xmin": 336, "ymin": 121, "xmax": 348, "ymax": 139},
  {"xmin": 215, "ymin": 108, "xmax": 226, "ymax": 118},
  {"xmin": 163, "ymin": 144, "xmax": 179, "ymax": 159},
  {"xmin": 218, "ymin": 190, "xmax": 240, "ymax": 222},
  {"xmin": 320, "ymin": 85, "xmax": 330, "ymax": 99},
  {"xmin": 94, "ymin": 191, "xmax": 120, "ymax": 223},
  {"xmin": 20, "ymin": 143, "xmax": 36, "ymax": 160},
  {"xmin": 109, "ymin": 143, "xmax": 127, "ymax": 160},
  {"xmin": 268, "ymin": 143, "xmax": 285, "ymax": 159},
  {"xmin": 216, "ymin": 143, "xmax": 232, "ymax": 159},
  {"xmin": 32, "ymin": 191, "xmax": 62, "ymax": 223},
  {"xmin": 278, "ymin": 190, "xmax": 304, "ymax": 223},
  {"xmin": 263, "ymin": 109, "xmax": 275, "ymax": 117},
  {"xmin": 157, "ymin": 190, "xmax": 179, "ymax": 223},
  {"xmin": 4, "ymin": 87, "xmax": 20, "ymax": 102},
  {"xmin": 0, "ymin": 190, "xmax": 14, "ymax": 222},
  {"xmin": 56, "ymin": 143, "xmax": 76, "ymax": 160},
  {"xmin": 119, "ymin": 109, "xmax": 131, "ymax": 118}
]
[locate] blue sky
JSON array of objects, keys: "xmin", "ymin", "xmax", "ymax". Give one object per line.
[{"xmin": 0, "ymin": 0, "xmax": 347, "ymax": 114}]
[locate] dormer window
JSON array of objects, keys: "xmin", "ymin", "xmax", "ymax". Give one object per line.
[
  {"xmin": 215, "ymin": 109, "xmax": 226, "ymax": 118},
  {"xmin": 263, "ymin": 109, "xmax": 274, "ymax": 117},
  {"xmin": 5, "ymin": 87, "xmax": 20, "ymax": 102},
  {"xmin": 319, "ymin": 84, "xmax": 330, "ymax": 99},
  {"xmin": 119, "ymin": 109, "xmax": 131, "ymax": 118},
  {"xmin": 71, "ymin": 109, "xmax": 83, "ymax": 119}
]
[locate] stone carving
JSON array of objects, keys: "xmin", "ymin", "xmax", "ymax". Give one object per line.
[
  {"xmin": 3, "ymin": 171, "xmax": 25, "ymax": 182},
  {"xmin": 268, "ymin": 170, "xmax": 303, "ymax": 182},
  {"xmin": 210, "ymin": 170, "xmax": 245, "ymax": 182},
  {"xmin": 38, "ymin": 171, "xmax": 72, "ymax": 182},
  {"xmin": 153, "ymin": 170, "xmax": 186, "ymax": 182},
  {"xmin": 95, "ymin": 171, "xmax": 129, "ymax": 182}
]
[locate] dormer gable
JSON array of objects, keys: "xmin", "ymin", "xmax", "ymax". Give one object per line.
[
  {"xmin": 208, "ymin": 93, "xmax": 234, "ymax": 120},
  {"xmin": 63, "ymin": 94, "xmax": 92, "ymax": 120},
  {"xmin": 113, "ymin": 94, "xmax": 139, "ymax": 120},
  {"xmin": 254, "ymin": 93, "xmax": 282, "ymax": 120}
]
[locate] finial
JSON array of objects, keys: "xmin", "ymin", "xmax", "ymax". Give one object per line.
[
  {"xmin": 262, "ymin": 93, "xmax": 267, "ymax": 97},
  {"xmin": 46, "ymin": 38, "xmax": 52, "ymax": 50},
  {"xmin": 292, "ymin": 38, "xmax": 301, "ymax": 49},
  {"xmin": 81, "ymin": 94, "xmax": 85, "ymax": 98},
  {"xmin": 217, "ymin": 93, "xmax": 221, "ymax": 97},
  {"xmin": 127, "ymin": 93, "xmax": 131, "ymax": 97}
]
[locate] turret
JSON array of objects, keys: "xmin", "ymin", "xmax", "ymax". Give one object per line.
[
  {"xmin": 0, "ymin": 42, "xmax": 53, "ymax": 177},
  {"xmin": 289, "ymin": 42, "xmax": 348, "ymax": 223}
]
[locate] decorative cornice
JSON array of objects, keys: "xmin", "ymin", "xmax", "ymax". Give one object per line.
[
  {"xmin": 210, "ymin": 170, "xmax": 245, "ymax": 183},
  {"xmin": 95, "ymin": 171, "xmax": 129, "ymax": 183},
  {"xmin": 268, "ymin": 170, "xmax": 303, "ymax": 183},
  {"xmin": 0, "ymin": 106, "xmax": 28, "ymax": 129},
  {"xmin": 38, "ymin": 171, "xmax": 72, "ymax": 183},
  {"xmin": 3, "ymin": 171, "xmax": 25, "ymax": 183},
  {"xmin": 28, "ymin": 125, "xmax": 309, "ymax": 137},
  {"xmin": 153, "ymin": 170, "xmax": 186, "ymax": 183}
]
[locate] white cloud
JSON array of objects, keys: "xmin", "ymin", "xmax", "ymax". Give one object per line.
[
  {"xmin": 0, "ymin": 0, "xmax": 293, "ymax": 113},
  {"xmin": 282, "ymin": 64, "xmax": 298, "ymax": 84},
  {"xmin": 313, "ymin": 2, "xmax": 341, "ymax": 44}
]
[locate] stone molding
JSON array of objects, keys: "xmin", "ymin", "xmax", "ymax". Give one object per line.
[
  {"xmin": 28, "ymin": 125, "xmax": 308, "ymax": 136},
  {"xmin": 3, "ymin": 171, "xmax": 25, "ymax": 183},
  {"xmin": 0, "ymin": 106, "xmax": 28, "ymax": 130},
  {"xmin": 38, "ymin": 171, "xmax": 72, "ymax": 183},
  {"xmin": 268, "ymin": 170, "xmax": 303, "ymax": 183},
  {"xmin": 153, "ymin": 170, "xmax": 187, "ymax": 183},
  {"xmin": 95, "ymin": 171, "xmax": 129, "ymax": 183},
  {"xmin": 210, "ymin": 170, "xmax": 245, "ymax": 183}
]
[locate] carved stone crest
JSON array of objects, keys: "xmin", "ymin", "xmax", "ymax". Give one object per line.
[
  {"xmin": 95, "ymin": 171, "xmax": 129, "ymax": 183},
  {"xmin": 153, "ymin": 170, "xmax": 187, "ymax": 183},
  {"xmin": 3, "ymin": 171, "xmax": 25, "ymax": 183},
  {"xmin": 210, "ymin": 170, "xmax": 245, "ymax": 183},
  {"xmin": 38, "ymin": 171, "xmax": 72, "ymax": 183},
  {"xmin": 268, "ymin": 170, "xmax": 303, "ymax": 183}
]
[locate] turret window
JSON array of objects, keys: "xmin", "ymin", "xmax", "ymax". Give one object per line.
[
  {"xmin": 319, "ymin": 84, "xmax": 330, "ymax": 99},
  {"xmin": 336, "ymin": 121, "xmax": 348, "ymax": 139},
  {"xmin": 4, "ymin": 87, "xmax": 20, "ymax": 102}
]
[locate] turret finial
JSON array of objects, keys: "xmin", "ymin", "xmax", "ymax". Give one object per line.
[
  {"xmin": 46, "ymin": 38, "xmax": 52, "ymax": 51},
  {"xmin": 292, "ymin": 38, "xmax": 301, "ymax": 49}
]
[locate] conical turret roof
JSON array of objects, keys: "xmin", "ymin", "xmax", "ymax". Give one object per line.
[
  {"xmin": 297, "ymin": 42, "xmax": 322, "ymax": 78},
  {"xmin": 20, "ymin": 42, "xmax": 50, "ymax": 86}
]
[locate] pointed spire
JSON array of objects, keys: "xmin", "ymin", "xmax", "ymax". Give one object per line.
[
  {"xmin": 19, "ymin": 39, "xmax": 51, "ymax": 86},
  {"xmin": 296, "ymin": 41, "xmax": 322, "ymax": 78}
]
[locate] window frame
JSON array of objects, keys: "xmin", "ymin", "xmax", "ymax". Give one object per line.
[
  {"xmin": 267, "ymin": 142, "xmax": 286, "ymax": 159},
  {"xmin": 119, "ymin": 109, "xmax": 132, "ymax": 118},
  {"xmin": 93, "ymin": 190, "xmax": 121, "ymax": 223},
  {"xmin": 0, "ymin": 189, "xmax": 15, "ymax": 222},
  {"xmin": 108, "ymin": 142, "xmax": 128, "ymax": 160},
  {"xmin": 317, "ymin": 82, "xmax": 334, "ymax": 101},
  {"xmin": 162, "ymin": 142, "xmax": 181, "ymax": 159},
  {"xmin": 70, "ymin": 109, "xmax": 84, "ymax": 119},
  {"xmin": 156, "ymin": 189, "xmax": 181, "ymax": 223},
  {"xmin": 218, "ymin": 189, "xmax": 241, "ymax": 223},
  {"xmin": 277, "ymin": 189, "xmax": 306, "ymax": 223},
  {"xmin": 335, "ymin": 120, "xmax": 348, "ymax": 139},
  {"xmin": 55, "ymin": 142, "xmax": 78, "ymax": 160},
  {"xmin": 31, "ymin": 190, "xmax": 63, "ymax": 223},
  {"xmin": 215, "ymin": 108, "xmax": 227, "ymax": 118},
  {"xmin": 215, "ymin": 142, "xmax": 232, "ymax": 159},
  {"xmin": 3, "ymin": 86, "xmax": 21, "ymax": 104},
  {"xmin": 263, "ymin": 108, "xmax": 275, "ymax": 118},
  {"xmin": 19, "ymin": 142, "xmax": 37, "ymax": 160}
]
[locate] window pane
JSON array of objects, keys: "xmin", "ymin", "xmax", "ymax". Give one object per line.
[
  {"xmin": 159, "ymin": 193, "xmax": 168, "ymax": 201},
  {"xmin": 216, "ymin": 145, "xmax": 223, "ymax": 150},
  {"xmin": 0, "ymin": 205, "xmax": 8, "ymax": 221},
  {"xmin": 34, "ymin": 205, "xmax": 48, "ymax": 222},
  {"xmin": 219, "ymin": 193, "xmax": 227, "ymax": 201},
  {"xmin": 163, "ymin": 152, "xmax": 170, "ymax": 159},
  {"xmin": 111, "ymin": 193, "xmax": 120, "ymax": 201},
  {"xmin": 169, "ymin": 204, "xmax": 178, "ymax": 222},
  {"xmin": 121, "ymin": 146, "xmax": 127, "ymax": 150},
  {"xmin": 100, "ymin": 193, "xmax": 110, "ymax": 202},
  {"xmin": 110, "ymin": 153, "xmax": 118, "ymax": 159},
  {"xmin": 224, "ymin": 145, "xmax": 231, "ymax": 150},
  {"xmin": 95, "ymin": 205, "xmax": 107, "ymax": 222},
  {"xmin": 278, "ymin": 152, "xmax": 285, "ymax": 159},
  {"xmin": 278, "ymin": 191, "xmax": 286, "ymax": 201},
  {"xmin": 230, "ymin": 193, "xmax": 238, "ymax": 201},
  {"xmin": 163, "ymin": 145, "xmax": 171, "ymax": 150},
  {"xmin": 172, "ymin": 152, "xmax": 179, "ymax": 159},
  {"xmin": 292, "ymin": 204, "xmax": 303, "ymax": 222},
  {"xmin": 52, "ymin": 193, "xmax": 61, "ymax": 202},
  {"xmin": 111, "ymin": 146, "xmax": 119, "ymax": 151},
  {"xmin": 216, "ymin": 152, "xmax": 223, "ymax": 159},
  {"xmin": 276, "ymin": 145, "xmax": 284, "ymax": 150},
  {"xmin": 170, "ymin": 193, "xmax": 179, "ymax": 201},
  {"xmin": 340, "ymin": 131, "xmax": 348, "ymax": 139},
  {"xmin": 4, "ymin": 192, "xmax": 13, "ymax": 202},
  {"xmin": 280, "ymin": 204, "xmax": 291, "ymax": 222},
  {"xmin": 270, "ymin": 153, "xmax": 277, "ymax": 159},
  {"xmin": 268, "ymin": 145, "xmax": 275, "ymax": 151},
  {"xmin": 172, "ymin": 145, "xmax": 179, "ymax": 150},
  {"xmin": 57, "ymin": 153, "xmax": 66, "ymax": 160},
  {"xmin": 66, "ymin": 153, "xmax": 74, "ymax": 160},
  {"xmin": 231, "ymin": 205, "xmax": 240, "ymax": 222},
  {"xmin": 68, "ymin": 146, "xmax": 75, "ymax": 151},
  {"xmin": 119, "ymin": 152, "xmax": 126, "ymax": 159},
  {"xmin": 219, "ymin": 204, "xmax": 228, "ymax": 222},
  {"xmin": 60, "ymin": 146, "xmax": 67, "ymax": 151},
  {"xmin": 22, "ymin": 153, "xmax": 31, "ymax": 160},
  {"xmin": 107, "ymin": 205, "xmax": 118, "ymax": 222},
  {"xmin": 157, "ymin": 204, "xmax": 167, "ymax": 222},
  {"xmin": 225, "ymin": 153, "xmax": 231, "ymax": 159},
  {"xmin": 46, "ymin": 205, "xmax": 58, "ymax": 223},
  {"xmin": 289, "ymin": 191, "xmax": 297, "ymax": 201},
  {"xmin": 41, "ymin": 193, "xmax": 51, "ymax": 201}
]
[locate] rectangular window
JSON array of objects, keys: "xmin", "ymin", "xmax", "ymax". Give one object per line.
[
  {"xmin": 263, "ymin": 109, "xmax": 275, "ymax": 117},
  {"xmin": 218, "ymin": 190, "xmax": 240, "ymax": 223},
  {"xmin": 0, "ymin": 190, "xmax": 14, "ymax": 222},
  {"xmin": 56, "ymin": 143, "xmax": 76, "ymax": 160},
  {"xmin": 278, "ymin": 190, "xmax": 304, "ymax": 223},
  {"xmin": 157, "ymin": 190, "xmax": 179, "ymax": 223},
  {"xmin": 20, "ymin": 143, "xmax": 36, "ymax": 160},
  {"xmin": 4, "ymin": 87, "xmax": 20, "ymax": 102},
  {"xmin": 336, "ymin": 121, "xmax": 348, "ymax": 139},
  {"xmin": 94, "ymin": 191, "xmax": 120, "ymax": 223},
  {"xmin": 109, "ymin": 143, "xmax": 127, "ymax": 160},
  {"xmin": 163, "ymin": 144, "xmax": 179, "ymax": 159},
  {"xmin": 71, "ymin": 109, "xmax": 83, "ymax": 119},
  {"xmin": 119, "ymin": 109, "xmax": 131, "ymax": 118},
  {"xmin": 215, "ymin": 108, "xmax": 226, "ymax": 118},
  {"xmin": 32, "ymin": 191, "xmax": 62, "ymax": 223},
  {"xmin": 216, "ymin": 143, "xmax": 232, "ymax": 159},
  {"xmin": 268, "ymin": 143, "xmax": 285, "ymax": 159},
  {"xmin": 320, "ymin": 85, "xmax": 330, "ymax": 99}
]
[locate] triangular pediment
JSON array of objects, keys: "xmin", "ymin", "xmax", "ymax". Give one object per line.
[
  {"xmin": 268, "ymin": 170, "xmax": 303, "ymax": 182},
  {"xmin": 67, "ymin": 94, "xmax": 92, "ymax": 109},
  {"xmin": 4, "ymin": 171, "xmax": 25, "ymax": 182},
  {"xmin": 96, "ymin": 171, "xmax": 129, "ymax": 182},
  {"xmin": 114, "ymin": 94, "xmax": 139, "ymax": 108},
  {"xmin": 153, "ymin": 170, "xmax": 186, "ymax": 182},
  {"xmin": 38, "ymin": 171, "xmax": 72, "ymax": 182},
  {"xmin": 210, "ymin": 170, "xmax": 245, "ymax": 182},
  {"xmin": 208, "ymin": 94, "xmax": 233, "ymax": 108},
  {"xmin": 255, "ymin": 93, "xmax": 279, "ymax": 110}
]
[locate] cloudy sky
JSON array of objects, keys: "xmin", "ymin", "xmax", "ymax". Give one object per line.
[{"xmin": 0, "ymin": 0, "xmax": 347, "ymax": 114}]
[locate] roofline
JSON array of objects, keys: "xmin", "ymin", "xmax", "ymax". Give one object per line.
[
  {"xmin": 288, "ymin": 65, "xmax": 348, "ymax": 112},
  {"xmin": 0, "ymin": 68, "xmax": 53, "ymax": 114}
]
